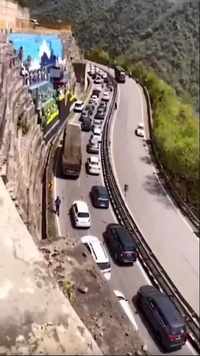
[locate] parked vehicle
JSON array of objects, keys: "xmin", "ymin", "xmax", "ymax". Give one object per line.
[
  {"xmin": 81, "ymin": 118, "xmax": 92, "ymax": 132},
  {"xmin": 86, "ymin": 156, "xmax": 101, "ymax": 175},
  {"xmin": 95, "ymin": 111, "xmax": 105, "ymax": 120},
  {"xmin": 94, "ymin": 76, "xmax": 103, "ymax": 84},
  {"xmin": 81, "ymin": 235, "xmax": 111, "ymax": 280},
  {"xmin": 102, "ymin": 91, "xmax": 110, "ymax": 101},
  {"xmin": 89, "ymin": 134, "xmax": 100, "ymax": 145},
  {"xmin": 92, "ymin": 89, "xmax": 101, "ymax": 97},
  {"xmin": 73, "ymin": 100, "xmax": 84, "ymax": 112},
  {"xmin": 70, "ymin": 200, "xmax": 91, "ymax": 228},
  {"xmin": 62, "ymin": 123, "xmax": 82, "ymax": 179},
  {"xmin": 80, "ymin": 109, "xmax": 89, "ymax": 122},
  {"xmin": 137, "ymin": 286, "xmax": 187, "ymax": 351},
  {"xmin": 86, "ymin": 142, "xmax": 100, "ymax": 154},
  {"xmin": 135, "ymin": 123, "xmax": 145, "ymax": 137},
  {"xmin": 104, "ymin": 224, "xmax": 138, "ymax": 264},
  {"xmin": 92, "ymin": 126, "xmax": 102, "ymax": 139},
  {"xmin": 114, "ymin": 66, "xmax": 126, "ymax": 83},
  {"xmin": 114, "ymin": 290, "xmax": 138, "ymax": 330},
  {"xmin": 90, "ymin": 185, "xmax": 109, "ymax": 208}
]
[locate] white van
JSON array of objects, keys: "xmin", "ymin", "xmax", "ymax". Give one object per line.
[{"xmin": 81, "ymin": 235, "xmax": 111, "ymax": 280}]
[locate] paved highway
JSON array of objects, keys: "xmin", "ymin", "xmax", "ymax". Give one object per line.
[
  {"xmin": 53, "ymin": 79, "xmax": 196, "ymax": 355},
  {"xmin": 111, "ymin": 77, "xmax": 199, "ymax": 315}
]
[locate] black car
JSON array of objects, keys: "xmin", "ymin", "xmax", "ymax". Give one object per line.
[
  {"xmin": 95, "ymin": 111, "xmax": 105, "ymax": 120},
  {"xmin": 137, "ymin": 286, "xmax": 187, "ymax": 351},
  {"xmin": 80, "ymin": 110, "xmax": 89, "ymax": 122},
  {"xmin": 81, "ymin": 118, "xmax": 92, "ymax": 132},
  {"xmin": 104, "ymin": 224, "xmax": 138, "ymax": 264},
  {"xmin": 92, "ymin": 89, "xmax": 101, "ymax": 97},
  {"xmin": 90, "ymin": 185, "xmax": 109, "ymax": 208}
]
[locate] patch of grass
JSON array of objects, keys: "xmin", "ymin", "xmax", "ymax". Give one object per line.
[{"xmin": 63, "ymin": 279, "xmax": 75, "ymax": 303}]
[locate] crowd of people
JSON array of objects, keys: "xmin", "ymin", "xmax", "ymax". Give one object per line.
[{"xmin": 20, "ymin": 65, "xmax": 49, "ymax": 87}]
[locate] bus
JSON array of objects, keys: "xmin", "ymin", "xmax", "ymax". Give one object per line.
[{"xmin": 114, "ymin": 66, "xmax": 126, "ymax": 83}]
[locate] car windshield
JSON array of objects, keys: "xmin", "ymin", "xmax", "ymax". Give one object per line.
[{"xmin": 78, "ymin": 212, "xmax": 89, "ymax": 218}]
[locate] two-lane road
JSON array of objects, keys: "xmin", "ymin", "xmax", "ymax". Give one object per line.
[{"xmin": 54, "ymin": 80, "xmax": 196, "ymax": 355}]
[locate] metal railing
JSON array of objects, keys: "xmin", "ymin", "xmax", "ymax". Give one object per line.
[{"xmin": 100, "ymin": 72, "xmax": 200, "ymax": 353}]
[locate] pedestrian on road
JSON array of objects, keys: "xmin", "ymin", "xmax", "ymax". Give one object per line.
[
  {"xmin": 55, "ymin": 195, "xmax": 61, "ymax": 216},
  {"xmin": 124, "ymin": 184, "xmax": 129, "ymax": 197}
]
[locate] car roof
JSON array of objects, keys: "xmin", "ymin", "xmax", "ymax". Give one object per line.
[
  {"xmin": 73, "ymin": 200, "xmax": 89, "ymax": 212},
  {"xmin": 92, "ymin": 185, "xmax": 108, "ymax": 195},
  {"xmin": 81, "ymin": 235, "xmax": 109, "ymax": 264},
  {"xmin": 140, "ymin": 286, "xmax": 185, "ymax": 328},
  {"xmin": 94, "ymin": 127, "xmax": 101, "ymax": 133},
  {"xmin": 107, "ymin": 224, "xmax": 136, "ymax": 248}
]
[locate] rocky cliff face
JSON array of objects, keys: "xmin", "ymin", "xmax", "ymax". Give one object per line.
[{"xmin": 0, "ymin": 31, "xmax": 80, "ymax": 240}]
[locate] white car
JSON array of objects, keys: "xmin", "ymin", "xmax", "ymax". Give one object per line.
[
  {"xmin": 86, "ymin": 156, "xmax": 101, "ymax": 175},
  {"xmin": 93, "ymin": 119, "xmax": 103, "ymax": 126},
  {"xmin": 92, "ymin": 126, "xmax": 102, "ymax": 142},
  {"xmin": 81, "ymin": 235, "xmax": 111, "ymax": 280},
  {"xmin": 113, "ymin": 290, "xmax": 138, "ymax": 331},
  {"xmin": 102, "ymin": 91, "xmax": 110, "ymax": 101},
  {"xmin": 89, "ymin": 134, "xmax": 100, "ymax": 145},
  {"xmin": 91, "ymin": 94, "xmax": 99, "ymax": 102},
  {"xmin": 135, "ymin": 123, "xmax": 145, "ymax": 137},
  {"xmin": 70, "ymin": 200, "xmax": 91, "ymax": 228},
  {"xmin": 74, "ymin": 100, "xmax": 84, "ymax": 113}
]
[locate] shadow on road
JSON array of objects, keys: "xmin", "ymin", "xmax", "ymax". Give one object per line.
[
  {"xmin": 53, "ymin": 146, "xmax": 65, "ymax": 179},
  {"xmin": 140, "ymin": 155, "xmax": 153, "ymax": 165},
  {"xmin": 143, "ymin": 173, "xmax": 172, "ymax": 208}
]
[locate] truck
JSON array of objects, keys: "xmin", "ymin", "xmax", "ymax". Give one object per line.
[
  {"xmin": 114, "ymin": 66, "xmax": 126, "ymax": 83},
  {"xmin": 62, "ymin": 122, "xmax": 82, "ymax": 179}
]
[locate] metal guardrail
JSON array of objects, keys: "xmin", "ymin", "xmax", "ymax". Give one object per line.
[{"xmin": 100, "ymin": 73, "xmax": 200, "ymax": 353}]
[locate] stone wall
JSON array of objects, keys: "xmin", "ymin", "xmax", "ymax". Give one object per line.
[{"xmin": 0, "ymin": 31, "xmax": 80, "ymax": 240}]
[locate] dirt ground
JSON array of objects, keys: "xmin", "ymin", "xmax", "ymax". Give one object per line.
[{"xmin": 39, "ymin": 235, "xmax": 149, "ymax": 356}]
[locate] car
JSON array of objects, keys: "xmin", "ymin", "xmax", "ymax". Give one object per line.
[
  {"xmin": 137, "ymin": 286, "xmax": 187, "ymax": 351},
  {"xmin": 93, "ymin": 126, "xmax": 102, "ymax": 139},
  {"xmin": 79, "ymin": 109, "xmax": 89, "ymax": 122},
  {"xmin": 135, "ymin": 123, "xmax": 145, "ymax": 137},
  {"xmin": 86, "ymin": 142, "xmax": 100, "ymax": 154},
  {"xmin": 102, "ymin": 91, "xmax": 110, "ymax": 101},
  {"xmin": 89, "ymin": 134, "xmax": 100, "ymax": 146},
  {"xmin": 98, "ymin": 101, "xmax": 107, "ymax": 110},
  {"xmin": 91, "ymin": 94, "xmax": 99, "ymax": 102},
  {"xmin": 70, "ymin": 200, "xmax": 91, "ymax": 228},
  {"xmin": 85, "ymin": 104, "xmax": 94, "ymax": 115},
  {"xmin": 113, "ymin": 290, "xmax": 138, "ymax": 330},
  {"xmin": 92, "ymin": 89, "xmax": 101, "ymax": 97},
  {"xmin": 81, "ymin": 235, "xmax": 111, "ymax": 280},
  {"xmin": 93, "ymin": 124, "xmax": 102, "ymax": 132},
  {"xmin": 104, "ymin": 224, "xmax": 138, "ymax": 264},
  {"xmin": 81, "ymin": 118, "xmax": 92, "ymax": 132},
  {"xmin": 95, "ymin": 111, "xmax": 105, "ymax": 120},
  {"xmin": 93, "ymin": 119, "xmax": 103, "ymax": 126},
  {"xmin": 73, "ymin": 100, "xmax": 84, "ymax": 113},
  {"xmin": 90, "ymin": 185, "xmax": 109, "ymax": 208},
  {"xmin": 94, "ymin": 76, "xmax": 103, "ymax": 84},
  {"xmin": 86, "ymin": 156, "xmax": 101, "ymax": 175},
  {"xmin": 102, "ymin": 72, "xmax": 108, "ymax": 83},
  {"xmin": 88, "ymin": 98, "xmax": 98, "ymax": 107}
]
